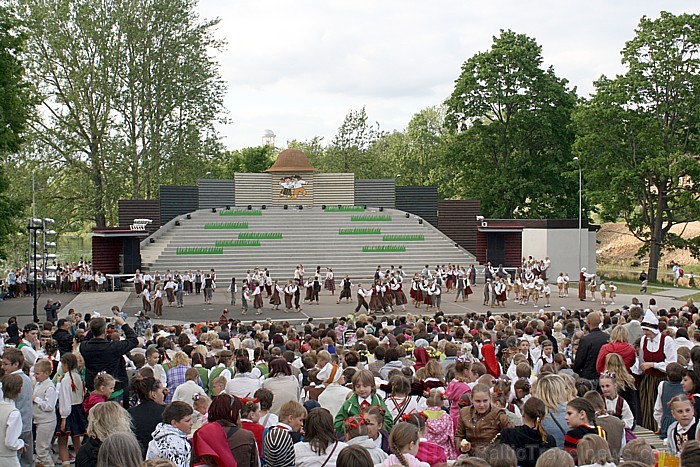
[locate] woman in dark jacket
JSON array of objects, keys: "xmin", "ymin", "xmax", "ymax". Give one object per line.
[
  {"xmin": 127, "ymin": 375, "xmax": 166, "ymax": 457},
  {"xmin": 194, "ymin": 393, "xmax": 258, "ymax": 467},
  {"xmin": 76, "ymin": 401, "xmax": 134, "ymax": 467}
]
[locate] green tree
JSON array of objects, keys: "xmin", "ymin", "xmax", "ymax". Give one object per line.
[
  {"xmin": 20, "ymin": 0, "xmax": 225, "ymax": 227},
  {"xmin": 445, "ymin": 30, "xmax": 578, "ymax": 218},
  {"xmin": 326, "ymin": 106, "xmax": 385, "ymax": 178},
  {"xmin": 573, "ymin": 12, "xmax": 700, "ymax": 282},
  {"xmin": 218, "ymin": 146, "xmax": 275, "ymax": 178},
  {"xmin": 0, "ymin": 4, "xmax": 33, "ymax": 258}
]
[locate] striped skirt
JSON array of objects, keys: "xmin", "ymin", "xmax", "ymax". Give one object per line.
[{"xmin": 639, "ymin": 373, "xmax": 664, "ymax": 431}]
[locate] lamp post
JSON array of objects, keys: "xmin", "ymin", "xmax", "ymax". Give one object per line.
[{"xmin": 574, "ymin": 157, "xmax": 582, "ymax": 273}]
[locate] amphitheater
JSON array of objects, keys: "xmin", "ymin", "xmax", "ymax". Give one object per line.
[{"xmin": 139, "ymin": 205, "xmax": 477, "ymax": 282}]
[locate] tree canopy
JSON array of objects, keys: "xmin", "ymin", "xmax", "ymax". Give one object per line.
[
  {"xmin": 574, "ymin": 12, "xmax": 700, "ymax": 281},
  {"xmin": 444, "ymin": 30, "xmax": 579, "ymax": 219}
]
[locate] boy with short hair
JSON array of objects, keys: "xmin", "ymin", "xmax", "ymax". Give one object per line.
[
  {"xmin": 263, "ymin": 400, "xmax": 305, "ymax": 466},
  {"xmin": 0, "ymin": 374, "xmax": 26, "ymax": 465},
  {"xmin": 1, "ymin": 348, "xmax": 33, "ymax": 467},
  {"xmin": 32, "ymin": 359, "xmax": 57, "ymax": 467},
  {"xmin": 146, "ymin": 401, "xmax": 193, "ymax": 467}
]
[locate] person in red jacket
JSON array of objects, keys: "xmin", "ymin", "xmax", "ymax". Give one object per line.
[
  {"xmin": 596, "ymin": 326, "xmax": 636, "ymax": 374},
  {"xmin": 239, "ymin": 397, "xmax": 265, "ymax": 458},
  {"xmin": 481, "ymin": 332, "xmax": 501, "ymax": 378}
]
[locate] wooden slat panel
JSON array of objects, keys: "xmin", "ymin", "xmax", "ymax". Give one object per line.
[
  {"xmin": 476, "ymin": 231, "xmax": 487, "ymax": 264},
  {"xmin": 354, "ymin": 179, "xmax": 396, "ymax": 207},
  {"xmin": 234, "ymin": 173, "xmax": 273, "ymax": 206},
  {"xmin": 314, "ymin": 173, "xmax": 355, "ymax": 205},
  {"xmin": 160, "ymin": 186, "xmax": 199, "ymax": 225},
  {"xmin": 396, "ymin": 186, "xmax": 438, "ymax": 226},
  {"xmin": 437, "ymin": 200, "xmax": 480, "ymax": 255},
  {"xmin": 91, "ymin": 237, "xmax": 122, "ymax": 274},
  {"xmin": 118, "ymin": 200, "xmax": 161, "ymax": 233},
  {"xmin": 198, "ymin": 179, "xmax": 235, "ymax": 209},
  {"xmin": 504, "ymin": 232, "xmax": 522, "ymax": 267}
]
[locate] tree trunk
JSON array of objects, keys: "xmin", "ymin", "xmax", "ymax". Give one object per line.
[{"xmin": 647, "ymin": 187, "xmax": 668, "ymax": 282}]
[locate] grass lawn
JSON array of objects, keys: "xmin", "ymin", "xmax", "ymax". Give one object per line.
[{"xmin": 610, "ymin": 283, "xmax": 665, "ymax": 295}]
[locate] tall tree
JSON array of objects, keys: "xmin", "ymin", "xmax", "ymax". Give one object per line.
[
  {"xmin": 574, "ymin": 12, "xmax": 700, "ymax": 281},
  {"xmin": 445, "ymin": 30, "xmax": 578, "ymax": 218},
  {"xmin": 20, "ymin": 0, "xmax": 225, "ymax": 227},
  {"xmin": 326, "ymin": 106, "xmax": 385, "ymax": 178},
  {"xmin": 0, "ymin": 4, "xmax": 33, "ymax": 258}
]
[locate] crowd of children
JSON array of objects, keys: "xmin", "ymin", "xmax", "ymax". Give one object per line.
[{"xmin": 1, "ymin": 279, "xmax": 700, "ymax": 466}]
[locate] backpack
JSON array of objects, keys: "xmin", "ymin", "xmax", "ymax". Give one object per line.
[{"xmin": 679, "ymin": 268, "xmax": 684, "ymax": 277}]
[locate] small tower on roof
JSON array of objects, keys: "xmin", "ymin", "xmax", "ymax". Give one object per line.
[{"xmin": 262, "ymin": 129, "xmax": 276, "ymax": 147}]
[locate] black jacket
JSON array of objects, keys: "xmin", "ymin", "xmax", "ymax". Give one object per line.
[
  {"xmin": 52, "ymin": 328, "xmax": 74, "ymax": 355},
  {"xmin": 128, "ymin": 400, "xmax": 166, "ymax": 457},
  {"xmin": 500, "ymin": 425, "xmax": 556, "ymax": 467},
  {"xmin": 76, "ymin": 436, "xmax": 101, "ymax": 467},
  {"xmin": 80, "ymin": 324, "xmax": 138, "ymax": 392},
  {"xmin": 572, "ymin": 328, "xmax": 609, "ymax": 380}
]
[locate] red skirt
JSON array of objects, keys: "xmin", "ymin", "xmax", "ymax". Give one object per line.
[
  {"xmin": 415, "ymin": 290, "xmax": 424, "ymax": 301},
  {"xmin": 424, "ymin": 295, "xmax": 432, "ymax": 305},
  {"xmin": 409, "ymin": 288, "xmax": 416, "ymax": 299}
]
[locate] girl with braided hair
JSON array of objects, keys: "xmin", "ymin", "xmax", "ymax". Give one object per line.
[
  {"xmin": 343, "ymin": 414, "xmax": 388, "ymax": 464},
  {"xmin": 379, "ymin": 422, "xmax": 429, "ymax": 467},
  {"xmin": 402, "ymin": 410, "xmax": 448, "ymax": 466},
  {"xmin": 422, "ymin": 389, "xmax": 459, "ymax": 460},
  {"xmin": 498, "ymin": 397, "xmax": 556, "ymax": 467},
  {"xmin": 56, "ymin": 352, "xmax": 87, "ymax": 465}
]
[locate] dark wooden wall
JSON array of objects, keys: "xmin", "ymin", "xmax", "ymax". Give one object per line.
[
  {"xmin": 437, "ymin": 200, "xmax": 480, "ymax": 254},
  {"xmin": 160, "ymin": 186, "xmax": 198, "ymax": 225},
  {"xmin": 91, "ymin": 237, "xmax": 122, "ymax": 274},
  {"xmin": 395, "ymin": 186, "xmax": 438, "ymax": 226},
  {"xmin": 354, "ymin": 179, "xmax": 396, "ymax": 208},
  {"xmin": 118, "ymin": 200, "xmax": 161, "ymax": 234}
]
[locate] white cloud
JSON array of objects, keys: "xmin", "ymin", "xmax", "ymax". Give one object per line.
[{"xmin": 197, "ymin": 0, "xmax": 697, "ymax": 149}]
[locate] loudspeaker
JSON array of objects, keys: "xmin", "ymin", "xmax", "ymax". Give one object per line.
[
  {"xmin": 186, "ymin": 214, "xmax": 191, "ymax": 220},
  {"xmin": 322, "ymin": 205, "xmax": 326, "ymax": 210},
  {"xmin": 418, "ymin": 219, "xmax": 423, "ymax": 225},
  {"xmin": 149, "ymin": 238, "xmax": 155, "ymax": 243},
  {"xmin": 247, "ymin": 205, "xmax": 252, "ymax": 210},
  {"xmin": 175, "ymin": 221, "xmax": 181, "ymax": 226},
  {"xmin": 405, "ymin": 213, "xmax": 410, "ymax": 218},
  {"xmin": 211, "ymin": 208, "xmax": 216, "ymax": 213},
  {"xmin": 261, "ymin": 205, "xmax": 266, "ymax": 210},
  {"xmin": 298, "ymin": 205, "xmax": 303, "ymax": 210},
  {"xmin": 379, "ymin": 207, "xmax": 384, "ymax": 212},
  {"xmin": 226, "ymin": 205, "xmax": 230, "ymax": 210},
  {"xmin": 284, "ymin": 205, "xmax": 288, "ymax": 210}
]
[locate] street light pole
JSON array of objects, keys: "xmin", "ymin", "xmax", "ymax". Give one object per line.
[{"xmin": 574, "ymin": 157, "xmax": 582, "ymax": 273}]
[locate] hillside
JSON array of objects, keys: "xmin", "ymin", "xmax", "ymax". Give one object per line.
[{"xmin": 597, "ymin": 222, "xmax": 700, "ymax": 267}]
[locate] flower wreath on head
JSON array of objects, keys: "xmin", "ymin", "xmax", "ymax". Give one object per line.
[
  {"xmin": 425, "ymin": 346, "xmax": 442, "ymax": 359},
  {"xmin": 357, "ymin": 349, "xmax": 371, "ymax": 359},
  {"xmin": 237, "ymin": 396, "xmax": 259, "ymax": 405}
]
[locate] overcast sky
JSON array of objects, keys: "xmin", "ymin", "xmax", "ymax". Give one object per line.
[{"xmin": 195, "ymin": 1, "xmax": 696, "ymax": 151}]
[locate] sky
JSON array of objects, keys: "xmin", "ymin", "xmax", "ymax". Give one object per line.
[{"xmin": 195, "ymin": 1, "xmax": 697, "ymax": 151}]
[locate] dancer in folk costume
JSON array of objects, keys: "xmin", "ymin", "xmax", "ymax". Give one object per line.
[
  {"xmin": 391, "ymin": 277, "xmax": 407, "ymax": 312},
  {"xmin": 579, "ymin": 267, "xmax": 594, "ymax": 301},
  {"xmin": 264, "ymin": 269, "xmax": 272, "ymax": 297},
  {"xmin": 303, "ymin": 277, "xmax": 313, "ymax": 303},
  {"xmin": 270, "ymin": 280, "xmax": 283, "ymax": 310},
  {"xmin": 134, "ymin": 270, "xmax": 143, "ymax": 295},
  {"xmin": 251, "ymin": 281, "xmax": 264, "ymax": 315},
  {"xmin": 324, "ymin": 267, "xmax": 336, "ymax": 295},
  {"xmin": 142, "ymin": 286, "xmax": 152, "ymax": 314},
  {"xmin": 410, "ymin": 274, "xmax": 423, "ymax": 308},
  {"xmin": 153, "ymin": 285, "xmax": 163, "ymax": 318},
  {"xmin": 422, "ymin": 279, "xmax": 434, "ymax": 311},
  {"xmin": 382, "ymin": 280, "xmax": 395, "ymax": 312},
  {"xmin": 337, "ymin": 274, "xmax": 352, "ymax": 304},
  {"xmin": 369, "ymin": 280, "xmax": 385, "ymax": 313},
  {"xmin": 638, "ymin": 309, "xmax": 678, "ymax": 431},
  {"xmin": 355, "ymin": 284, "xmax": 370, "ymax": 313},
  {"xmin": 283, "ymin": 280, "xmax": 294, "ymax": 312}
]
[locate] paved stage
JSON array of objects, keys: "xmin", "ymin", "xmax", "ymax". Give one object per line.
[{"xmin": 0, "ymin": 285, "xmax": 694, "ymax": 327}]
